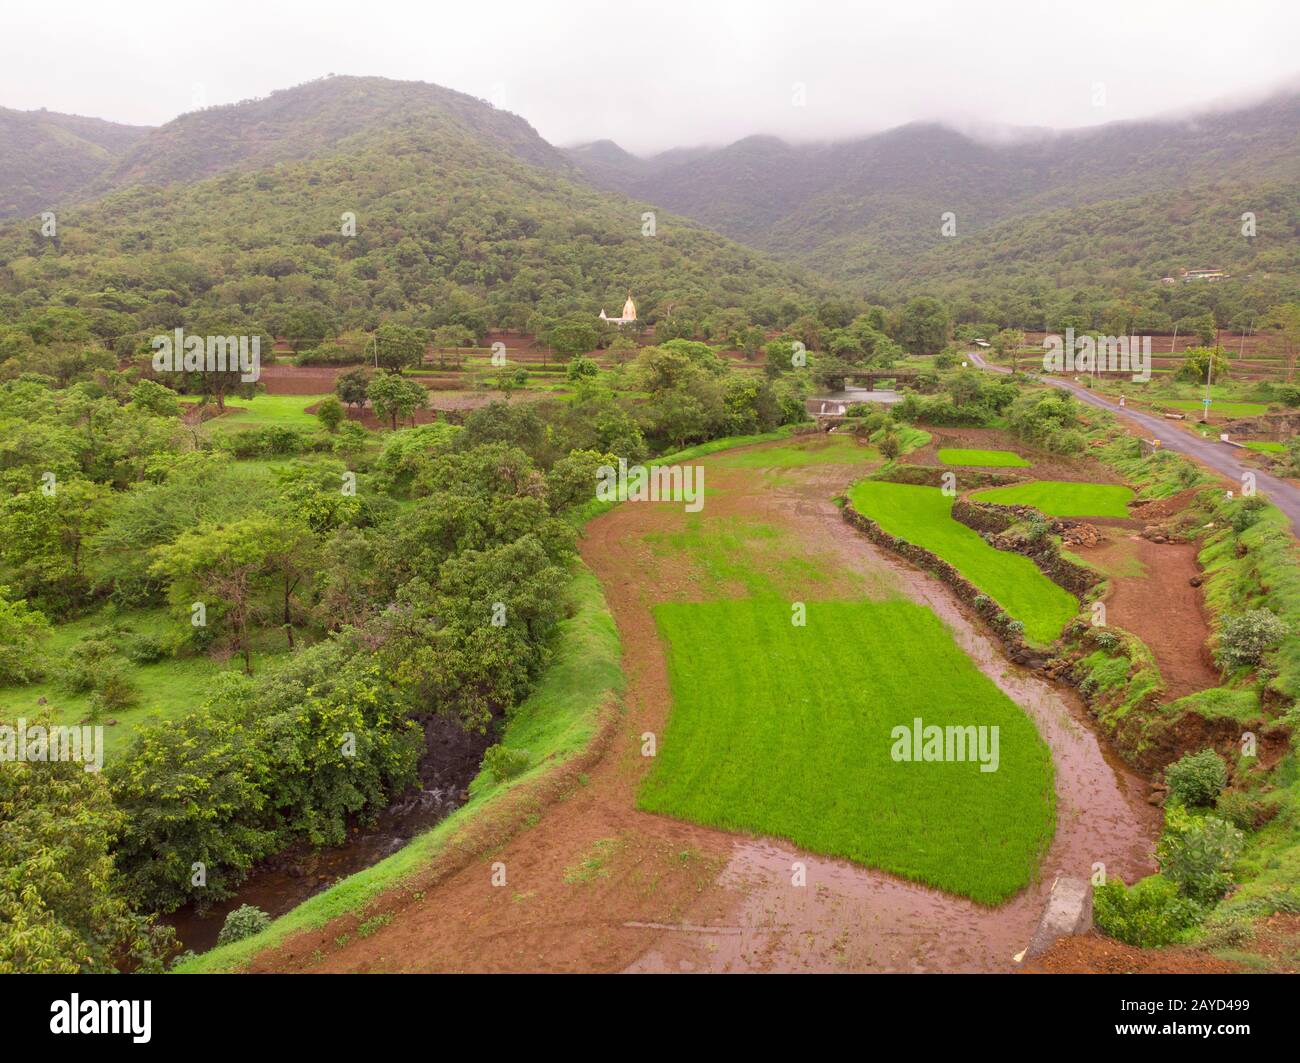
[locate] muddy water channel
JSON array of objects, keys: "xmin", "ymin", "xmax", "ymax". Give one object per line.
[
  {"xmin": 166, "ymin": 714, "xmax": 489, "ymax": 953},
  {"xmin": 623, "ymin": 457, "xmax": 1160, "ymax": 973}
]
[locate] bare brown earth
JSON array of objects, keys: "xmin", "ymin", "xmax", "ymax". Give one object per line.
[
  {"xmin": 251, "ymin": 435, "xmax": 1161, "ymax": 974},
  {"xmin": 1243, "ymin": 913, "xmax": 1300, "ymax": 972},
  {"xmin": 919, "ymin": 427, "xmax": 1127, "ymax": 484},
  {"xmin": 1024, "ymin": 932, "xmax": 1243, "ymax": 974},
  {"xmin": 1077, "ymin": 535, "xmax": 1219, "ymax": 702}
]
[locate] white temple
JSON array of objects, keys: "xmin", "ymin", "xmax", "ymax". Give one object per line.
[{"xmin": 599, "ymin": 292, "xmax": 637, "ymax": 326}]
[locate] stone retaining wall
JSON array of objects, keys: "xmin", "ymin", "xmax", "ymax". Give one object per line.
[
  {"xmin": 951, "ymin": 499, "xmax": 1103, "ymax": 598},
  {"xmin": 870, "ymin": 464, "xmax": 1027, "ymax": 490}
]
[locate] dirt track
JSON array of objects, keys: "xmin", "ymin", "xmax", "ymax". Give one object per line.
[{"xmin": 251, "ymin": 437, "xmax": 1161, "ymax": 973}]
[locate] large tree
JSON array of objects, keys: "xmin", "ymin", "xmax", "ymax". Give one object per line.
[
  {"xmin": 994, "ymin": 327, "xmax": 1026, "ymax": 373},
  {"xmin": 150, "ymin": 515, "xmax": 316, "ymax": 673},
  {"xmin": 373, "ymin": 323, "xmax": 428, "ymax": 371},
  {"xmin": 896, "ymin": 296, "xmax": 951, "ymax": 355},
  {"xmin": 1, "ymin": 713, "xmax": 174, "ymax": 973},
  {"xmin": 367, "ymin": 371, "xmax": 429, "ymax": 429}
]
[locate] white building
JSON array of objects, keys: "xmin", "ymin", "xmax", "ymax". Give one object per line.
[{"xmin": 599, "ymin": 292, "xmax": 637, "ymax": 326}]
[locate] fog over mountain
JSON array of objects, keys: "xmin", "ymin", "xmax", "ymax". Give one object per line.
[{"xmin": 2, "ymin": 0, "xmax": 1298, "ymax": 153}]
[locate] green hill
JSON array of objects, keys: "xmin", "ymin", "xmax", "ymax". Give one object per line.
[
  {"xmin": 568, "ymin": 91, "xmax": 1300, "ymax": 317},
  {"xmin": 0, "ymin": 78, "xmax": 827, "ymax": 347},
  {"xmin": 0, "ymin": 107, "xmax": 151, "ymax": 218}
]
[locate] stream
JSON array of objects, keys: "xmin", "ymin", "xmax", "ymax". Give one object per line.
[{"xmin": 165, "ymin": 711, "xmax": 491, "ymax": 953}]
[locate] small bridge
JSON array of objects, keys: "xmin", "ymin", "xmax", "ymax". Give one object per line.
[{"xmin": 822, "ymin": 368, "xmax": 920, "ymax": 391}]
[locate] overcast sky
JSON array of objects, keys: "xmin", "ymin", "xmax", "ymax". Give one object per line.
[{"xmin": 3, "ymin": 0, "xmax": 1297, "ymax": 154}]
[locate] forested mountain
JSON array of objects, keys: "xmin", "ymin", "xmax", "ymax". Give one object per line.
[
  {"xmin": 0, "ymin": 107, "xmax": 151, "ymax": 218},
  {"xmin": 567, "ymin": 91, "xmax": 1300, "ymax": 315},
  {"xmin": 0, "ymin": 78, "xmax": 828, "ymax": 354},
  {"xmin": 93, "ymin": 76, "xmax": 575, "ymax": 192}
]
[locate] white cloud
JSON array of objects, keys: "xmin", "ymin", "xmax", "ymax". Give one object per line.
[{"xmin": 2, "ymin": 0, "xmax": 1296, "ymax": 153}]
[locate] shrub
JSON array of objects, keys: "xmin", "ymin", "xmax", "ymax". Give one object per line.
[
  {"xmin": 216, "ymin": 425, "xmax": 310, "ymax": 458},
  {"xmin": 331, "ymin": 421, "xmax": 369, "ymax": 457},
  {"xmin": 879, "ymin": 432, "xmax": 902, "ymax": 461},
  {"xmin": 1230, "ymin": 496, "xmax": 1267, "ymax": 533},
  {"xmin": 1045, "ymin": 428, "xmax": 1087, "ymax": 455},
  {"xmin": 1215, "ymin": 790, "xmax": 1269, "ymax": 831},
  {"xmin": 1165, "ymin": 749, "xmax": 1228, "ymax": 807},
  {"xmin": 483, "ymin": 744, "xmax": 532, "ymax": 783},
  {"xmin": 1216, "ymin": 609, "xmax": 1288, "ymax": 670},
  {"xmin": 1158, "ymin": 810, "xmax": 1244, "ymax": 904},
  {"xmin": 122, "ymin": 632, "xmax": 166, "ymax": 664},
  {"xmin": 316, "ymin": 395, "xmax": 345, "ymax": 433},
  {"xmin": 59, "ymin": 637, "xmax": 118, "ymax": 693},
  {"xmin": 260, "ymin": 425, "xmax": 310, "ymax": 455},
  {"xmin": 1094, "ymin": 876, "xmax": 1204, "ymax": 947},
  {"xmin": 87, "ymin": 661, "xmax": 139, "ymax": 718},
  {"xmin": 294, "ymin": 342, "xmax": 363, "ymax": 367},
  {"xmin": 0, "ymin": 590, "xmax": 51, "ymax": 684},
  {"xmin": 566, "ymin": 355, "xmax": 599, "ymax": 383},
  {"xmin": 1276, "ymin": 384, "xmax": 1300, "ymax": 408},
  {"xmin": 216, "ymin": 904, "xmax": 271, "ymax": 946},
  {"xmin": 1093, "ymin": 629, "xmax": 1121, "ymax": 652}
]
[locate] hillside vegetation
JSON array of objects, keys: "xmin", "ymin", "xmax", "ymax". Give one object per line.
[
  {"xmin": 0, "ymin": 106, "xmax": 150, "ymax": 218},
  {"xmin": 569, "ymin": 92, "xmax": 1300, "ymax": 325},
  {"xmin": 0, "ymin": 78, "xmax": 828, "ymax": 356}
]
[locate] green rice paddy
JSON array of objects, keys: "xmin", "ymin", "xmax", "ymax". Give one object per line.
[
  {"xmin": 848, "ymin": 480, "xmax": 1077, "ymax": 644},
  {"xmin": 936, "ymin": 448, "xmax": 1030, "ymax": 468},
  {"xmin": 970, "ymin": 480, "xmax": 1135, "ymax": 518},
  {"xmin": 638, "ymin": 596, "xmax": 1055, "ymax": 904}
]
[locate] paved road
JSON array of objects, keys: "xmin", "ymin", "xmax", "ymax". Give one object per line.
[{"xmin": 965, "ymin": 350, "xmax": 1300, "ymax": 535}]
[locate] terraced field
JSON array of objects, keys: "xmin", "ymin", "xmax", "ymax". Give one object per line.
[
  {"xmin": 936, "ymin": 448, "xmax": 1030, "ymax": 468},
  {"xmin": 970, "ymin": 480, "xmax": 1135, "ymax": 518},
  {"xmin": 848, "ymin": 480, "xmax": 1079, "ymax": 644}
]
